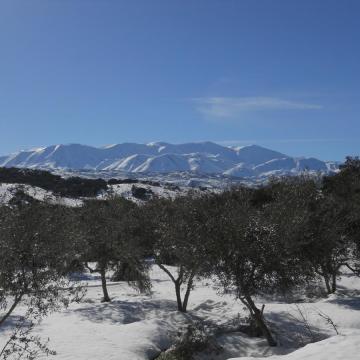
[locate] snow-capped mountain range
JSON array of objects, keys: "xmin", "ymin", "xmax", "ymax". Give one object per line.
[{"xmin": 0, "ymin": 142, "xmax": 336, "ymax": 178}]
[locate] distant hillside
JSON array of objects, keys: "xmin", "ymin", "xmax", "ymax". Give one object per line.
[
  {"xmin": 0, "ymin": 167, "xmax": 183, "ymax": 203},
  {"xmin": 0, "ymin": 167, "xmax": 108, "ymax": 197}
]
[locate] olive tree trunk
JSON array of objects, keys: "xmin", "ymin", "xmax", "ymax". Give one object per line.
[{"xmin": 240, "ymin": 295, "xmax": 277, "ymax": 347}]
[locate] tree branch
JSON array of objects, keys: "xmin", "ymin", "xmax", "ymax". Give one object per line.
[
  {"xmin": 0, "ymin": 293, "xmax": 24, "ymax": 327},
  {"xmin": 156, "ymin": 263, "xmax": 176, "ymax": 283},
  {"xmin": 344, "ymin": 263, "xmax": 360, "ymax": 275}
]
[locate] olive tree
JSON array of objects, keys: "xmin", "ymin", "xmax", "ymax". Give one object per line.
[
  {"xmin": 320, "ymin": 157, "xmax": 360, "ymax": 279},
  {"xmin": 79, "ymin": 197, "xmax": 150, "ymax": 302},
  {"xmin": 210, "ymin": 185, "xmax": 313, "ymax": 347},
  {"xmin": 147, "ymin": 194, "xmax": 213, "ymax": 313},
  {"xmin": 0, "ymin": 202, "xmax": 82, "ymax": 359}
]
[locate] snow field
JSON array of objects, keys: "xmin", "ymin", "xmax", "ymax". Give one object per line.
[{"xmin": 1, "ymin": 266, "xmax": 359, "ymax": 359}]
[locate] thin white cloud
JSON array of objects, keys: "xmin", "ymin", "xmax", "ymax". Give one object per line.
[
  {"xmin": 192, "ymin": 96, "xmax": 323, "ymax": 118},
  {"xmin": 216, "ymin": 138, "xmax": 346, "ymax": 146}
]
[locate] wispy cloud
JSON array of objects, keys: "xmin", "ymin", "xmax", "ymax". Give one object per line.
[
  {"xmin": 192, "ymin": 96, "xmax": 323, "ymax": 118},
  {"xmin": 216, "ymin": 138, "xmax": 347, "ymax": 146}
]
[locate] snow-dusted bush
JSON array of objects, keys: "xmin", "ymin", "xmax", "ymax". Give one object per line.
[{"xmin": 158, "ymin": 322, "xmax": 221, "ymax": 360}]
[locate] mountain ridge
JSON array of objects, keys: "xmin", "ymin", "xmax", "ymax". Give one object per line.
[{"xmin": 0, "ymin": 142, "xmax": 335, "ymax": 178}]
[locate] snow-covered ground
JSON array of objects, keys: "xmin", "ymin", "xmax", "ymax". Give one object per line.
[
  {"xmin": 0, "ymin": 183, "xmax": 82, "ymax": 206},
  {"xmin": 0, "ymin": 182, "xmax": 183, "ymax": 206},
  {"xmin": 105, "ymin": 183, "xmax": 183, "ymax": 202},
  {"xmin": 1, "ymin": 266, "xmax": 359, "ymax": 360}
]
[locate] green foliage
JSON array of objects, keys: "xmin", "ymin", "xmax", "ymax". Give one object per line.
[
  {"xmin": 0, "ymin": 201, "xmax": 83, "ymax": 359},
  {"xmin": 146, "ymin": 194, "xmax": 215, "ymax": 311},
  {"xmin": 78, "ymin": 196, "xmax": 151, "ymax": 301}
]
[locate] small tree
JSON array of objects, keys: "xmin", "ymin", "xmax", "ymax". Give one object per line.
[
  {"xmin": 301, "ymin": 194, "xmax": 352, "ymax": 293},
  {"xmin": 211, "ymin": 185, "xmax": 311, "ymax": 346},
  {"xmin": 79, "ymin": 197, "xmax": 150, "ymax": 302},
  {"xmin": 0, "ymin": 202, "xmax": 82, "ymax": 358},
  {"xmin": 273, "ymin": 165, "xmax": 360, "ymax": 294},
  {"xmin": 264, "ymin": 174, "xmax": 358, "ymax": 295},
  {"xmin": 148, "ymin": 194, "xmax": 213, "ymax": 312},
  {"xmin": 322, "ymin": 157, "xmax": 360, "ymax": 275}
]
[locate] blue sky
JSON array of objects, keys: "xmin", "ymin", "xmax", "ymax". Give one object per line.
[{"xmin": 0, "ymin": 0, "xmax": 359, "ymax": 161}]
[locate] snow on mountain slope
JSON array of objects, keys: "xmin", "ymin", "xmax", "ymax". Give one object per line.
[
  {"xmin": 223, "ymin": 163, "xmax": 256, "ymax": 178},
  {"xmin": 0, "ymin": 142, "xmax": 334, "ymax": 178},
  {"xmin": 235, "ymin": 145, "xmax": 289, "ymax": 166},
  {"xmin": 102, "ymin": 154, "xmax": 153, "ymax": 172},
  {"xmin": 134, "ymin": 153, "xmax": 191, "ymax": 173},
  {"xmin": 102, "ymin": 143, "xmax": 158, "ymax": 158},
  {"xmin": 254, "ymin": 158, "xmax": 298, "ymax": 173},
  {"xmin": 297, "ymin": 157, "xmax": 328, "ymax": 171},
  {"xmin": 3, "ymin": 144, "xmax": 104, "ymax": 169},
  {"xmin": 154, "ymin": 141, "xmax": 239, "ymax": 161},
  {"xmin": 0, "ymin": 155, "xmax": 8, "ymax": 164},
  {"xmin": 187, "ymin": 154, "xmax": 233, "ymax": 173}
]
